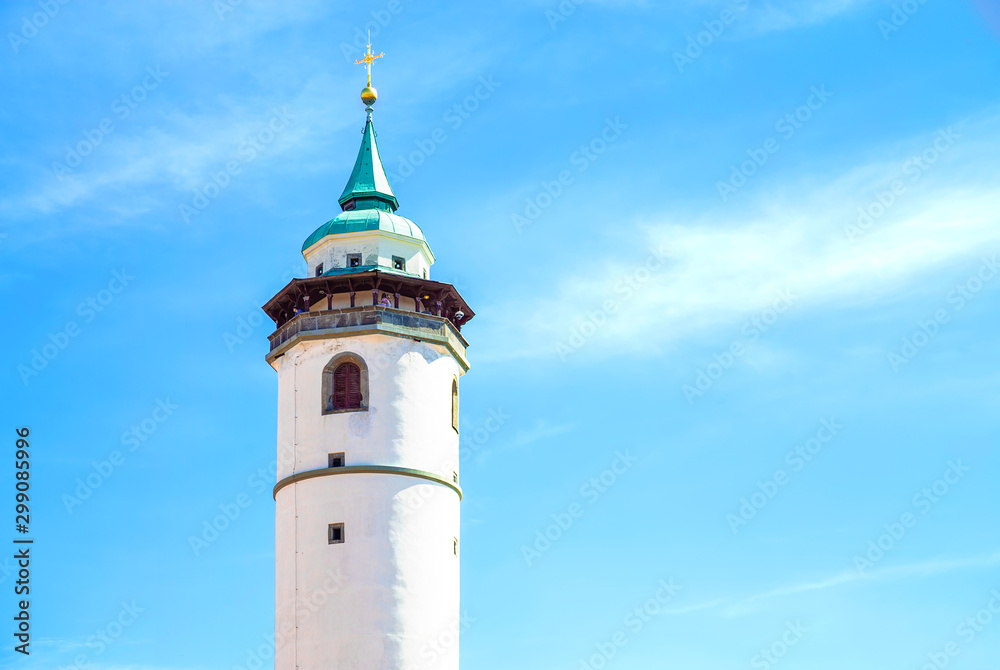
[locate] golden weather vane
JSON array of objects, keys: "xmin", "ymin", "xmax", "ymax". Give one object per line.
[{"xmin": 354, "ymin": 30, "xmax": 383, "ymax": 108}]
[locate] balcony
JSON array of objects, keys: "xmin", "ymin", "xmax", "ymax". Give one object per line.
[{"xmin": 266, "ymin": 305, "xmax": 470, "ymax": 369}]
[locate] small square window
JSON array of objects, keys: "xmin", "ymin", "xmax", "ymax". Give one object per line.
[
  {"xmin": 328, "ymin": 452, "xmax": 345, "ymax": 468},
  {"xmin": 347, "ymin": 253, "xmax": 362, "ymax": 268},
  {"xmin": 329, "ymin": 523, "xmax": 344, "ymax": 544},
  {"xmin": 315, "ymin": 263, "xmax": 324, "ymax": 277},
  {"xmin": 392, "ymin": 256, "xmax": 406, "ymax": 271}
]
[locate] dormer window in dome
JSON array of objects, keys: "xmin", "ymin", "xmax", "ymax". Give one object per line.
[{"xmin": 342, "ymin": 199, "xmax": 356, "ymax": 211}]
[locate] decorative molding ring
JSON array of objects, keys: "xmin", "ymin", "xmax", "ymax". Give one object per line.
[{"xmin": 273, "ymin": 465, "xmax": 462, "ymax": 500}]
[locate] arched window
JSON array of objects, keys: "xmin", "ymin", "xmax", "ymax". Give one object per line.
[
  {"xmin": 451, "ymin": 377, "xmax": 459, "ymax": 432},
  {"xmin": 322, "ymin": 353, "xmax": 368, "ymax": 414},
  {"xmin": 333, "ymin": 363, "xmax": 362, "ymax": 409}
]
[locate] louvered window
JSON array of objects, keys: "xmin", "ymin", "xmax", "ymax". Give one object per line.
[
  {"xmin": 333, "ymin": 363, "xmax": 363, "ymax": 410},
  {"xmin": 322, "ymin": 353, "xmax": 367, "ymax": 415}
]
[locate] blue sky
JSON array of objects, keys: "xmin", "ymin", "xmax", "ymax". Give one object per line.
[{"xmin": 2, "ymin": 0, "xmax": 999, "ymax": 668}]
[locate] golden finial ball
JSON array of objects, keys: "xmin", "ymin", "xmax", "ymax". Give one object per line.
[{"xmin": 361, "ymin": 86, "xmax": 378, "ymax": 106}]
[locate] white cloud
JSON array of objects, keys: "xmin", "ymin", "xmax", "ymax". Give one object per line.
[
  {"xmin": 656, "ymin": 0, "xmax": 876, "ymax": 34},
  {"xmin": 665, "ymin": 550, "xmax": 1000, "ymax": 618},
  {"xmin": 481, "ymin": 420, "xmax": 574, "ymax": 456},
  {"xmin": 722, "ymin": 550, "xmax": 1000, "ymax": 615},
  {"xmin": 506, "ymin": 420, "xmax": 576, "ymax": 448},
  {"xmin": 745, "ymin": 0, "xmax": 877, "ymax": 34},
  {"xmin": 0, "ymin": 64, "xmax": 350, "ymax": 221},
  {"xmin": 0, "ymin": 2, "xmax": 504, "ymax": 223},
  {"xmin": 477, "ymin": 115, "xmax": 1000, "ymax": 363}
]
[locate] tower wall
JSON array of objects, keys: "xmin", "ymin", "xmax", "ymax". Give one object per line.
[{"xmin": 272, "ymin": 333, "xmax": 464, "ymax": 670}]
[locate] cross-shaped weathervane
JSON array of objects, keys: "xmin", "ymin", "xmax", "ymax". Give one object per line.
[{"xmin": 354, "ymin": 32, "xmax": 384, "ymax": 86}]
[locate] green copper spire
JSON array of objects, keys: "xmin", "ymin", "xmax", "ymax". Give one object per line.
[{"xmin": 338, "ymin": 114, "xmax": 398, "ymax": 212}]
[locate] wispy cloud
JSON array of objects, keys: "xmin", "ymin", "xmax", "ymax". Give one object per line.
[
  {"xmin": 472, "ymin": 420, "xmax": 574, "ymax": 466},
  {"xmin": 661, "ymin": 0, "xmax": 877, "ymax": 34},
  {"xmin": 9, "ymin": 92, "xmax": 324, "ymax": 217},
  {"xmin": 662, "ymin": 598, "xmax": 727, "ymax": 615},
  {"xmin": 478, "ymin": 113, "xmax": 1000, "ymax": 363},
  {"xmin": 0, "ymin": 3, "xmax": 505, "ymax": 226},
  {"xmin": 745, "ymin": 0, "xmax": 878, "ymax": 34},
  {"xmin": 671, "ymin": 550, "xmax": 1000, "ymax": 617},
  {"xmin": 506, "ymin": 420, "xmax": 575, "ymax": 449}
]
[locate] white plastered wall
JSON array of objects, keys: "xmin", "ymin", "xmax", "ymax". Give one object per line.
[
  {"xmin": 272, "ymin": 333, "xmax": 464, "ymax": 670},
  {"xmin": 302, "ymin": 230, "xmax": 435, "ymax": 281}
]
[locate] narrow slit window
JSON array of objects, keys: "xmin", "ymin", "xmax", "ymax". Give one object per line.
[
  {"xmin": 329, "ymin": 523, "xmax": 344, "ymax": 544},
  {"xmin": 328, "ymin": 452, "xmax": 345, "ymax": 468},
  {"xmin": 451, "ymin": 378, "xmax": 459, "ymax": 432},
  {"xmin": 453, "ymin": 537, "xmax": 458, "ymax": 556}
]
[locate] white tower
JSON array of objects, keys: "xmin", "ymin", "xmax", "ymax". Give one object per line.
[{"xmin": 263, "ymin": 44, "xmax": 473, "ymax": 670}]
